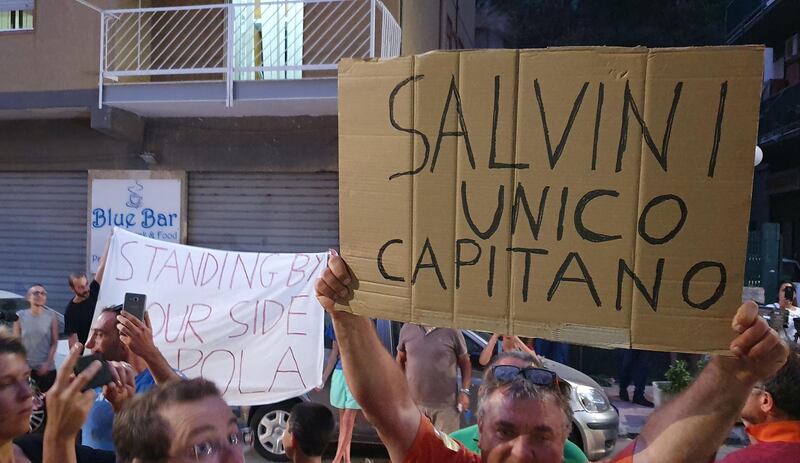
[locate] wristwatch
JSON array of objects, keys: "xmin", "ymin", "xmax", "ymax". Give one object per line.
[{"xmin": 459, "ymin": 387, "xmax": 470, "ymax": 395}]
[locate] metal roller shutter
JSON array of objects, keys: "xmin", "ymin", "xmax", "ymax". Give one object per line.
[
  {"xmin": 0, "ymin": 172, "xmax": 88, "ymax": 312},
  {"xmin": 188, "ymin": 172, "xmax": 339, "ymax": 253}
]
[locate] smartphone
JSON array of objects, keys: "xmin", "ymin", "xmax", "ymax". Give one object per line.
[
  {"xmin": 123, "ymin": 292, "xmax": 147, "ymax": 320},
  {"xmin": 74, "ymin": 354, "xmax": 114, "ymax": 392}
]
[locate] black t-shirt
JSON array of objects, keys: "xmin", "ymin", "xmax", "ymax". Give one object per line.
[
  {"xmin": 14, "ymin": 434, "xmax": 116, "ymax": 463},
  {"xmin": 64, "ymin": 280, "xmax": 100, "ymax": 344}
]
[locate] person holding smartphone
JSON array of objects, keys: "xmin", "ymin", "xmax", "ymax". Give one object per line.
[
  {"xmin": 778, "ymin": 283, "xmax": 800, "ymax": 343},
  {"xmin": 81, "ymin": 305, "xmax": 180, "ymax": 451}
]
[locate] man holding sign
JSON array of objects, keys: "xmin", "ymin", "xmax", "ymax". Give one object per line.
[{"xmin": 317, "ymin": 252, "xmax": 789, "ymax": 463}]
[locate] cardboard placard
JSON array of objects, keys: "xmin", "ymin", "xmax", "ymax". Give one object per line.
[{"xmin": 338, "ymin": 47, "xmax": 762, "ymax": 353}]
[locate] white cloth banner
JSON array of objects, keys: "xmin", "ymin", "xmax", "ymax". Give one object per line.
[{"xmin": 95, "ymin": 228, "xmax": 326, "ymax": 405}]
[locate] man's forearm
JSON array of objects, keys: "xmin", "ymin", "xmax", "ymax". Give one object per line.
[
  {"xmin": 635, "ymin": 358, "xmax": 752, "ymax": 463},
  {"xmin": 96, "ymin": 238, "xmax": 110, "ymax": 284},
  {"xmin": 460, "ymin": 360, "xmax": 472, "ymax": 389},
  {"xmin": 332, "ymin": 312, "xmax": 416, "ymax": 423},
  {"xmin": 142, "ymin": 349, "xmax": 180, "ymax": 384},
  {"xmin": 331, "ymin": 310, "xmax": 420, "ymax": 463}
]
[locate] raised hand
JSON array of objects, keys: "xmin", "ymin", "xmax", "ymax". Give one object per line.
[{"xmin": 45, "ymin": 344, "xmax": 99, "ymax": 441}]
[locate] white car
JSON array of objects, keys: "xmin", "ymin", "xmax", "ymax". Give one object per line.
[{"xmin": 246, "ymin": 321, "xmax": 619, "ymax": 462}]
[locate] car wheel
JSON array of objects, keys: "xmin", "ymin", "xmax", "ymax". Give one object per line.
[
  {"xmin": 250, "ymin": 400, "xmax": 300, "ymax": 461},
  {"xmin": 568, "ymin": 422, "xmax": 585, "ymax": 455}
]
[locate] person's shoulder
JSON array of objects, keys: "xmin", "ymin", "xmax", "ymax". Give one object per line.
[
  {"xmin": 399, "ymin": 323, "xmax": 415, "ymax": 337},
  {"xmin": 714, "ymin": 443, "xmax": 763, "ymax": 463},
  {"xmin": 135, "ymin": 369, "xmax": 158, "ymax": 391},
  {"xmin": 600, "ymin": 441, "xmax": 635, "ymax": 463},
  {"xmin": 718, "ymin": 441, "xmax": 800, "ymax": 463},
  {"xmin": 404, "ymin": 418, "xmax": 480, "ymax": 463}
]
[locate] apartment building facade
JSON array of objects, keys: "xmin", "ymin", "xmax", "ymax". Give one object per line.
[
  {"xmin": 727, "ymin": 1, "xmax": 800, "ymax": 247},
  {"xmin": 0, "ymin": 0, "xmax": 476, "ymax": 309}
]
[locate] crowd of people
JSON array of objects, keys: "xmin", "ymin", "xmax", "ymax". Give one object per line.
[{"xmin": 0, "ymin": 250, "xmax": 797, "ymax": 462}]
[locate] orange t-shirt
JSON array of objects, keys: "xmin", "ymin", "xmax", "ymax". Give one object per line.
[{"xmin": 403, "ymin": 417, "xmax": 637, "ymax": 463}]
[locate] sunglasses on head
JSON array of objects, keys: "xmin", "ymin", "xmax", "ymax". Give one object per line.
[{"xmin": 492, "ymin": 365, "xmax": 559, "ymax": 386}]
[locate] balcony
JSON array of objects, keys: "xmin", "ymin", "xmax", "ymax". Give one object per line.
[
  {"xmin": 759, "ymin": 82, "xmax": 800, "ymax": 146},
  {"xmin": 726, "ymin": 0, "xmax": 765, "ymax": 40},
  {"xmin": 99, "ymin": 0, "xmax": 400, "ymax": 117},
  {"xmin": 726, "ymin": 0, "xmax": 800, "ymax": 46}
]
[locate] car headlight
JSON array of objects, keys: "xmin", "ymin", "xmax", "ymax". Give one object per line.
[{"xmin": 575, "ymin": 385, "xmax": 610, "ymax": 413}]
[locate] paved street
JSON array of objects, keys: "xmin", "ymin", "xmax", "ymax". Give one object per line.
[{"xmin": 246, "ymin": 385, "xmax": 749, "ymax": 462}]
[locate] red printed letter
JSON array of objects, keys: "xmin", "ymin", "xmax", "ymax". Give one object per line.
[{"xmin": 116, "ymin": 241, "xmax": 138, "ymax": 281}]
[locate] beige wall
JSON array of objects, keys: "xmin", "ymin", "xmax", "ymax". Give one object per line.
[
  {"xmin": 401, "ymin": 0, "xmax": 475, "ymax": 55},
  {"xmin": 401, "ymin": 0, "xmax": 441, "ymax": 55},
  {"xmin": 0, "ymin": 0, "xmax": 142, "ymax": 93}
]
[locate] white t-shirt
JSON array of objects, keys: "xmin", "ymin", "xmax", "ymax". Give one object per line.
[
  {"xmin": 786, "ymin": 306, "xmax": 800, "ymax": 343},
  {"xmin": 768, "ymin": 303, "xmax": 800, "ymax": 342}
]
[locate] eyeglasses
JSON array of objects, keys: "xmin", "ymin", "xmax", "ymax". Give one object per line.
[
  {"xmin": 492, "ymin": 365, "xmax": 559, "ymax": 386},
  {"xmin": 184, "ymin": 427, "xmax": 253, "ymax": 461},
  {"xmin": 30, "ymin": 291, "xmax": 47, "ymax": 296}
]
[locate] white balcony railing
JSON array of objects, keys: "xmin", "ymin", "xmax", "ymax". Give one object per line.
[{"xmin": 99, "ymin": 0, "xmax": 401, "ymax": 107}]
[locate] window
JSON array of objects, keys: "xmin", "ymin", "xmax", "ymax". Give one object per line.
[
  {"xmin": 785, "ymin": 34, "xmax": 799, "ymax": 61},
  {"xmin": 232, "ymin": 0, "xmax": 303, "ymax": 80},
  {"xmin": 0, "ymin": 1, "xmax": 33, "ymax": 32}
]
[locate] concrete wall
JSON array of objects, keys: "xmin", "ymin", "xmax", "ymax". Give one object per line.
[
  {"xmin": 401, "ymin": 0, "xmax": 475, "ymax": 54},
  {"xmin": 0, "ymin": 0, "xmax": 141, "ymax": 93},
  {"xmin": 0, "ymin": 116, "xmax": 337, "ymax": 172},
  {"xmin": 402, "ymin": 0, "xmax": 441, "ymax": 54}
]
